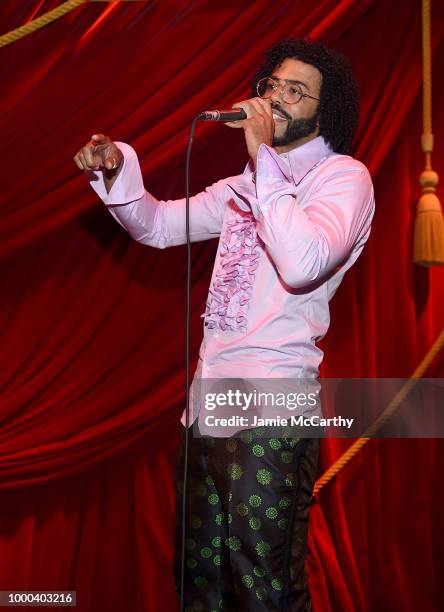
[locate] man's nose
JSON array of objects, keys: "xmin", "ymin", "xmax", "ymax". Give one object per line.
[{"xmin": 270, "ymin": 82, "xmax": 285, "ymax": 102}]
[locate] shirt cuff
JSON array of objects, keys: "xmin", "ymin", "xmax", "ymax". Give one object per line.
[
  {"xmin": 86, "ymin": 141, "xmax": 145, "ymax": 206},
  {"xmin": 256, "ymin": 143, "xmax": 291, "ymax": 181},
  {"xmin": 225, "ymin": 173, "xmax": 257, "ymax": 213},
  {"xmin": 254, "ymin": 144, "xmax": 296, "ymax": 218}
]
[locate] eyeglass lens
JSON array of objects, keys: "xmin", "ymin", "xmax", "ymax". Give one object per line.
[{"xmin": 257, "ymin": 78, "xmax": 303, "ymax": 104}]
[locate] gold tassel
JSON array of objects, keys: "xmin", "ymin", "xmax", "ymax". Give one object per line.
[
  {"xmin": 414, "ymin": 167, "xmax": 444, "ymax": 266},
  {"xmin": 413, "ymin": 0, "xmax": 444, "ymax": 266}
]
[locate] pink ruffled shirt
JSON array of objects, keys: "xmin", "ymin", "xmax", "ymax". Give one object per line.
[{"xmin": 87, "ymin": 136, "xmax": 375, "ymax": 427}]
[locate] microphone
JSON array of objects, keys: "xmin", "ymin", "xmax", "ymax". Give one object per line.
[{"xmin": 197, "ymin": 109, "xmax": 247, "ymax": 122}]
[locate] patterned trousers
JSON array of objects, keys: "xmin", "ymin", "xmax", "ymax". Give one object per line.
[{"xmin": 174, "ymin": 425, "xmax": 319, "ymax": 611}]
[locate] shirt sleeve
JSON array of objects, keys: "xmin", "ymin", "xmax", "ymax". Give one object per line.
[
  {"xmin": 250, "ymin": 144, "xmax": 375, "ymax": 289},
  {"xmin": 86, "ymin": 142, "xmax": 228, "ymax": 248}
]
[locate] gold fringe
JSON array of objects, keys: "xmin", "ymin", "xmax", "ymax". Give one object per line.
[{"xmin": 414, "ymin": 191, "xmax": 444, "ymax": 266}]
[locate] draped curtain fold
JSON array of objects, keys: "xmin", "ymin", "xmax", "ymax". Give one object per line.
[{"xmin": 0, "ymin": 1, "xmax": 443, "ymax": 610}]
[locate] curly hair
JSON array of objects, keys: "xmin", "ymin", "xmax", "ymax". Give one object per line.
[{"xmin": 251, "ymin": 39, "xmax": 359, "ymax": 154}]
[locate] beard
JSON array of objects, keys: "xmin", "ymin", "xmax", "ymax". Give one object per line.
[{"xmin": 272, "ymin": 105, "xmax": 320, "ymax": 147}]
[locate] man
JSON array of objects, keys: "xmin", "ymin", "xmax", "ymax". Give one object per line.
[{"xmin": 74, "ymin": 39, "xmax": 374, "ymax": 611}]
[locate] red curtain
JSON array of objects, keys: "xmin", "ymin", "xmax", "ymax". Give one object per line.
[{"xmin": 0, "ymin": 1, "xmax": 444, "ymax": 610}]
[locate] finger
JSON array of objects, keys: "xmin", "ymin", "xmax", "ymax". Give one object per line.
[
  {"xmin": 91, "ymin": 133, "xmax": 111, "ymax": 146},
  {"xmin": 254, "ymin": 97, "xmax": 273, "ymax": 116},
  {"xmin": 78, "ymin": 151, "xmax": 89, "ymax": 170},
  {"xmin": 87, "ymin": 141, "xmax": 108, "ymax": 163},
  {"xmin": 233, "ymin": 98, "xmax": 267, "ymax": 120},
  {"xmin": 104, "ymin": 155, "xmax": 119, "ymax": 171},
  {"xmin": 224, "ymin": 121, "xmax": 244, "ymax": 129},
  {"xmin": 248, "ymin": 97, "xmax": 270, "ymax": 117},
  {"xmin": 82, "ymin": 146, "xmax": 98, "ymax": 169},
  {"xmin": 107, "ymin": 146, "xmax": 123, "ymax": 170},
  {"xmin": 73, "ymin": 154, "xmax": 84, "ymax": 171},
  {"xmin": 232, "ymin": 100, "xmax": 251, "ymax": 116}
]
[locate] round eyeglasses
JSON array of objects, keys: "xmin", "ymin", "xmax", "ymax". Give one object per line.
[{"xmin": 256, "ymin": 77, "xmax": 320, "ymax": 104}]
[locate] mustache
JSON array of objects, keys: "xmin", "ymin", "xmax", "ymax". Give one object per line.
[{"xmin": 271, "ymin": 103, "xmax": 292, "ymax": 121}]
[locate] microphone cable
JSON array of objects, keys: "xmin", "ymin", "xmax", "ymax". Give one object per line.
[
  {"xmin": 179, "ymin": 108, "xmax": 240, "ymax": 610},
  {"xmin": 179, "ymin": 115, "xmax": 198, "ymax": 612}
]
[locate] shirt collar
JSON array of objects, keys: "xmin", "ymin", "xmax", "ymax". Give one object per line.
[{"xmin": 244, "ymin": 135, "xmax": 334, "ymax": 183}]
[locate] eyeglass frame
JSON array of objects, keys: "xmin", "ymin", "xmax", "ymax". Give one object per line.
[{"xmin": 256, "ymin": 76, "xmax": 320, "ymax": 104}]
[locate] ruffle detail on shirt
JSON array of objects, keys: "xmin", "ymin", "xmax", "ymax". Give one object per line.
[{"xmin": 203, "ymin": 210, "xmax": 263, "ymax": 333}]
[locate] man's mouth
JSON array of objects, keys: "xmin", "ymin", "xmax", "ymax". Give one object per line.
[{"xmin": 271, "ymin": 107, "xmax": 289, "ymax": 122}]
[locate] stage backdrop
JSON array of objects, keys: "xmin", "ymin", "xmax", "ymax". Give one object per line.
[{"xmin": 0, "ymin": 1, "xmax": 444, "ymax": 610}]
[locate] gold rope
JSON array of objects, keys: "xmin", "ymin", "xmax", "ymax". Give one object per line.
[
  {"xmin": 0, "ymin": 0, "xmax": 87, "ymax": 48},
  {"xmin": 413, "ymin": 0, "xmax": 444, "ymax": 266},
  {"xmin": 422, "ymin": 0, "xmax": 432, "ymax": 145},
  {"xmin": 313, "ymin": 328, "xmax": 444, "ymax": 496}
]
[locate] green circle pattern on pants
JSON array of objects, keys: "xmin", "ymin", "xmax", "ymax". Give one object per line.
[{"xmin": 174, "ymin": 427, "xmax": 320, "ymax": 611}]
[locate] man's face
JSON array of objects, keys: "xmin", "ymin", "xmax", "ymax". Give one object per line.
[{"xmin": 267, "ymin": 58, "xmax": 322, "ymax": 149}]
